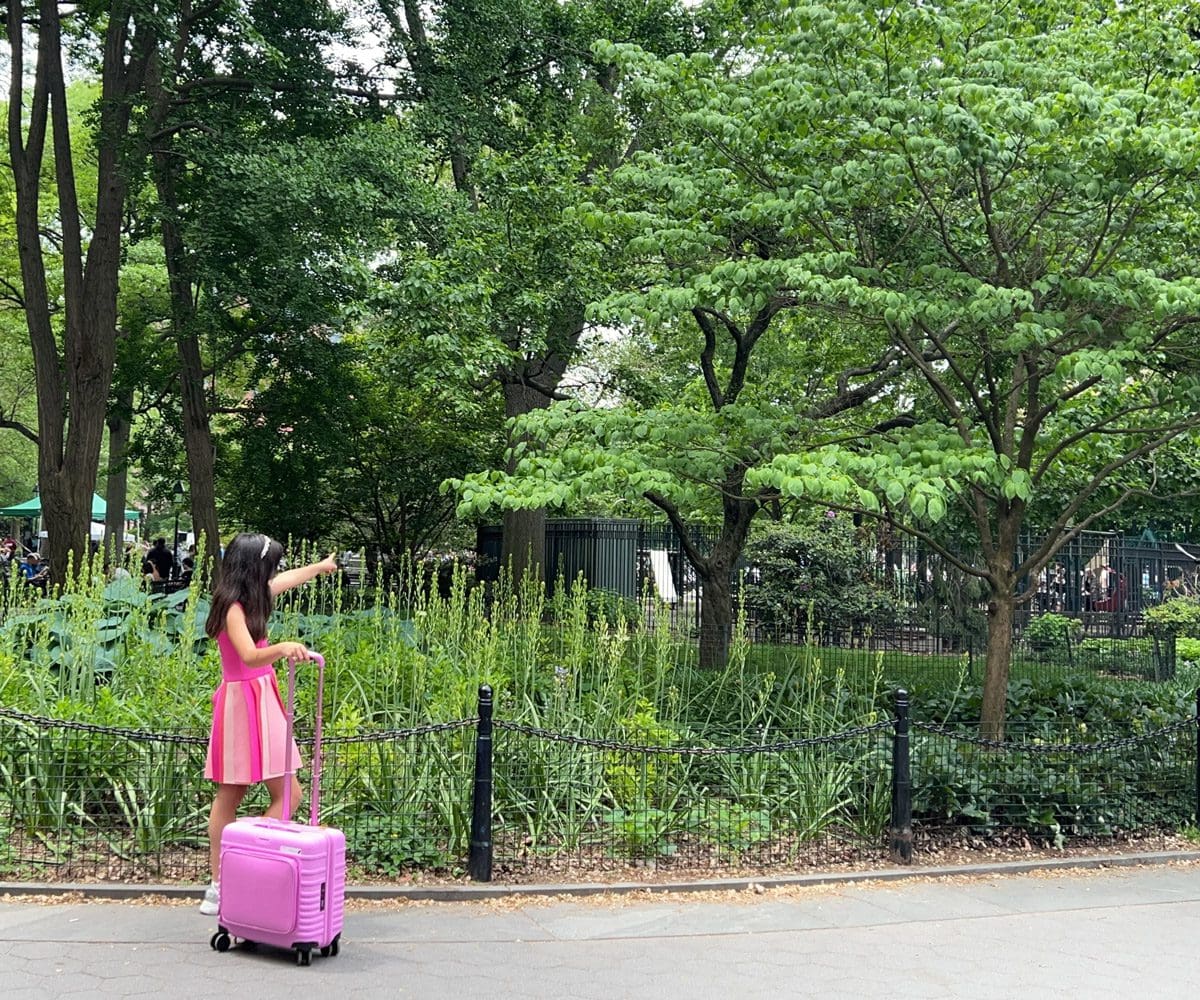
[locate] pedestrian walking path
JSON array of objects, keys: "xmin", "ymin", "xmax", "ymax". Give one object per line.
[{"xmin": 4, "ymin": 863, "xmax": 1199, "ymax": 999}]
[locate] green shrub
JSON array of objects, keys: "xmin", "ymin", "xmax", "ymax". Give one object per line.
[
  {"xmin": 1023, "ymin": 613, "xmax": 1081, "ymax": 653},
  {"xmin": 741, "ymin": 516, "xmax": 896, "ymax": 636},
  {"xmin": 584, "ymin": 588, "xmax": 641, "ymax": 626},
  {"xmin": 1145, "ymin": 596, "xmax": 1200, "ymax": 637},
  {"xmin": 1177, "ymin": 637, "xmax": 1200, "ymax": 663}
]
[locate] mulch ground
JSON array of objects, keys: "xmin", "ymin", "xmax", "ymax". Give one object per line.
[{"xmin": 2, "ymin": 828, "xmax": 1196, "ymax": 891}]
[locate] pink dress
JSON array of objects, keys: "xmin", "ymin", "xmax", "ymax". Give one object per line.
[{"xmin": 204, "ymin": 630, "xmax": 302, "ymax": 784}]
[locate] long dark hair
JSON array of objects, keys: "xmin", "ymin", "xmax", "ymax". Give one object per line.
[{"xmin": 205, "ymin": 533, "xmax": 285, "ymax": 641}]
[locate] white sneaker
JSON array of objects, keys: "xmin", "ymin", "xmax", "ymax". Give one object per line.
[{"xmin": 199, "ymin": 882, "xmax": 219, "ymax": 915}]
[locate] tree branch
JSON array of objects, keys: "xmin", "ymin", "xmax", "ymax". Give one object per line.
[
  {"xmin": 0, "ymin": 417, "xmax": 39, "ymax": 445},
  {"xmin": 690, "ymin": 307, "xmax": 728, "ymax": 410},
  {"xmin": 644, "ymin": 489, "xmax": 708, "ymax": 572}
]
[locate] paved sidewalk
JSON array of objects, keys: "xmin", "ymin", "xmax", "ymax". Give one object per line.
[{"xmin": 4, "ymin": 864, "xmax": 1200, "ymax": 999}]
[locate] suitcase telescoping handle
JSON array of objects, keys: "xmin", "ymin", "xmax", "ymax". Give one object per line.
[{"xmin": 281, "ymin": 651, "xmax": 326, "ymax": 826}]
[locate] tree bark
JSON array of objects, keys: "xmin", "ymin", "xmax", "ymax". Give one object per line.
[
  {"xmin": 179, "ymin": 330, "xmax": 222, "ymax": 581},
  {"xmin": 500, "ymin": 379, "xmax": 549, "ymax": 584},
  {"xmin": 498, "ymin": 305, "xmax": 584, "ymax": 583},
  {"xmin": 648, "ymin": 467, "xmax": 758, "ymax": 670},
  {"xmin": 980, "ymin": 580, "xmax": 1015, "ymax": 741},
  {"xmin": 697, "ymin": 563, "xmax": 734, "ymax": 669},
  {"xmin": 696, "ymin": 487, "xmax": 758, "ymax": 669}
]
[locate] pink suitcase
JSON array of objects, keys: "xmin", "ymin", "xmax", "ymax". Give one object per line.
[{"xmin": 209, "ymin": 652, "xmax": 346, "ymax": 966}]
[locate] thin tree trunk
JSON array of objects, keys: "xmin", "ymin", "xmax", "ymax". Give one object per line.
[
  {"xmin": 980, "ymin": 587, "xmax": 1015, "ymax": 740},
  {"xmin": 103, "ymin": 392, "xmax": 133, "ymax": 572},
  {"xmin": 179, "ymin": 331, "xmax": 222, "ymax": 581}
]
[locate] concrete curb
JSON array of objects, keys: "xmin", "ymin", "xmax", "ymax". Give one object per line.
[{"xmin": 4, "ymin": 849, "xmax": 1200, "ymax": 903}]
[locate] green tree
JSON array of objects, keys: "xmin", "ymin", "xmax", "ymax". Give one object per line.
[
  {"xmin": 459, "ymin": 1, "xmax": 1200, "ymax": 725},
  {"xmin": 220, "ymin": 333, "xmax": 504, "ymax": 561},
  {"xmin": 451, "ymin": 14, "xmax": 904, "ymax": 666},
  {"xmin": 375, "ymin": 0, "xmax": 710, "ymax": 581},
  {"xmin": 725, "ymin": 0, "xmax": 1200, "ymax": 735},
  {"xmin": 133, "ymin": 0, "xmax": 389, "ymax": 578}
]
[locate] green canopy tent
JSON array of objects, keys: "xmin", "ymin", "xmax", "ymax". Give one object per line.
[{"xmin": 0, "ymin": 493, "xmax": 141, "ymax": 521}]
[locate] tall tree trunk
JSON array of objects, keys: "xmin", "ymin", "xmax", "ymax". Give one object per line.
[
  {"xmin": 146, "ymin": 39, "xmax": 222, "ymax": 583},
  {"xmin": 498, "ymin": 307, "xmax": 584, "ymax": 583},
  {"xmin": 103, "ymin": 391, "xmax": 133, "ymax": 572},
  {"xmin": 5, "ymin": 1, "xmax": 150, "ymax": 584}
]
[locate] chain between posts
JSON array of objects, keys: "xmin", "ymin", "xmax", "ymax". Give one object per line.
[
  {"xmin": 0, "ymin": 705, "xmax": 209, "ymax": 745},
  {"xmin": 0, "ymin": 705, "xmax": 476, "ymax": 746},
  {"xmin": 911, "ymin": 715, "xmax": 1200, "ymax": 754},
  {"xmin": 5, "ymin": 702, "xmax": 1194, "ymax": 756},
  {"xmin": 492, "ymin": 718, "xmax": 896, "ymax": 755}
]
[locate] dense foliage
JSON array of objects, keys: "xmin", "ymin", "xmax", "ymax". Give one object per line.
[{"xmin": 740, "ymin": 514, "xmax": 897, "ymax": 641}]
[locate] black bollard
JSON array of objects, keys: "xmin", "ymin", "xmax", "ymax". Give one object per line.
[
  {"xmin": 468, "ymin": 684, "xmax": 494, "ymax": 882},
  {"xmin": 1194, "ymin": 689, "xmax": 1200, "ymax": 827},
  {"xmin": 889, "ymin": 688, "xmax": 913, "ymax": 864}
]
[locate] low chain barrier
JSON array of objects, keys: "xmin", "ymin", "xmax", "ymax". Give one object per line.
[
  {"xmin": 0, "ymin": 705, "xmax": 208, "ymax": 745},
  {"xmin": 1, "ymin": 689, "xmax": 1198, "ymax": 884},
  {"xmin": 0, "ymin": 705, "xmax": 476, "ymax": 746}
]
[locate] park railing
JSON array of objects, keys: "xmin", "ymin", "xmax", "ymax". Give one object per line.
[{"xmin": 0, "ymin": 689, "xmax": 1197, "ymax": 884}]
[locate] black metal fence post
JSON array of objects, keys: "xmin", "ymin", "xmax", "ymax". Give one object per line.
[
  {"xmin": 889, "ymin": 688, "xmax": 913, "ymax": 864},
  {"xmin": 1194, "ymin": 688, "xmax": 1200, "ymax": 826},
  {"xmin": 468, "ymin": 684, "xmax": 494, "ymax": 882}
]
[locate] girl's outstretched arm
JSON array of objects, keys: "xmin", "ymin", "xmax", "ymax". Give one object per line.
[{"xmin": 270, "ymin": 553, "xmax": 339, "ymax": 596}]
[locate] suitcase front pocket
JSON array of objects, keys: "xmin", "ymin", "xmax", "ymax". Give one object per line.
[{"xmin": 220, "ymin": 849, "xmax": 300, "ymax": 935}]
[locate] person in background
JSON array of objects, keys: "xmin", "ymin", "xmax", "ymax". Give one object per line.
[
  {"xmin": 145, "ymin": 537, "xmax": 175, "ymax": 581},
  {"xmin": 20, "ymin": 551, "xmax": 49, "ymax": 591},
  {"xmin": 0, "ymin": 539, "xmax": 16, "ymax": 596}
]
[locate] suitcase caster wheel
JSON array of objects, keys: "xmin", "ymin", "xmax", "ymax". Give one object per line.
[
  {"xmin": 210, "ymin": 931, "xmax": 231, "ymax": 952},
  {"xmin": 297, "ymin": 948, "xmax": 312, "ymax": 967}
]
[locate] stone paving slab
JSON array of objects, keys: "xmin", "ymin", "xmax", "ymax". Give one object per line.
[{"xmin": 3, "ymin": 865, "xmax": 1200, "ymax": 999}]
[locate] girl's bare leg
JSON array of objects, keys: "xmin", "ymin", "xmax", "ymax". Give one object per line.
[
  {"xmin": 208, "ymin": 783, "xmax": 249, "ymax": 878},
  {"xmin": 264, "ymin": 774, "xmax": 304, "ymax": 819}
]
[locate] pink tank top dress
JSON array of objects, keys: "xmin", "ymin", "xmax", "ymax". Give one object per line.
[{"xmin": 204, "ymin": 629, "xmax": 302, "ymax": 784}]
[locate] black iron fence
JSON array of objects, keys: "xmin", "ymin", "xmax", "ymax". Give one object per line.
[
  {"xmin": 480, "ymin": 520, "xmax": 1200, "ymax": 646},
  {"xmin": 2, "ymin": 686, "xmax": 1198, "ymax": 885}
]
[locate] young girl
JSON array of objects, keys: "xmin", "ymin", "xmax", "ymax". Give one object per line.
[{"xmin": 199, "ymin": 533, "xmax": 338, "ymax": 915}]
